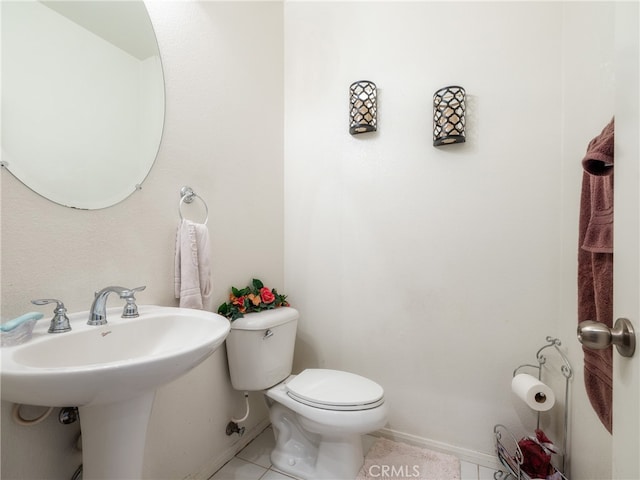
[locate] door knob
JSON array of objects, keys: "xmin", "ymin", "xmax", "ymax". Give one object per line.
[{"xmin": 577, "ymin": 317, "xmax": 636, "ymax": 357}]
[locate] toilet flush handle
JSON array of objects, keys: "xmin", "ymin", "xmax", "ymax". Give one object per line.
[{"xmin": 263, "ymin": 329, "xmax": 274, "ymax": 339}]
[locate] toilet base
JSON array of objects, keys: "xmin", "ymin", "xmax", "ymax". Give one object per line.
[{"xmin": 269, "ymin": 402, "xmax": 365, "ymax": 480}]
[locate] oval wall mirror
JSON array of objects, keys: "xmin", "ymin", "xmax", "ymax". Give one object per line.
[{"xmin": 1, "ymin": 1, "xmax": 165, "ymax": 209}]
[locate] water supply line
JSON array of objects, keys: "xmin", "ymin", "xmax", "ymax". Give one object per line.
[
  {"xmin": 231, "ymin": 391, "xmax": 250, "ymax": 423},
  {"xmin": 71, "ymin": 464, "xmax": 83, "ymax": 480},
  {"xmin": 226, "ymin": 392, "xmax": 249, "ymax": 436}
]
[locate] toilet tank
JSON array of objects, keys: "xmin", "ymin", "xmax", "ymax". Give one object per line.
[{"xmin": 226, "ymin": 307, "xmax": 299, "ymax": 391}]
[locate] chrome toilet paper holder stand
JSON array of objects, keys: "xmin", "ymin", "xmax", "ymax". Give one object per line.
[{"xmin": 494, "ymin": 337, "xmax": 573, "ymax": 480}]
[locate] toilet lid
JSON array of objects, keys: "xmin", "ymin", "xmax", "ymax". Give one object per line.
[{"xmin": 286, "ymin": 369, "xmax": 384, "ymax": 411}]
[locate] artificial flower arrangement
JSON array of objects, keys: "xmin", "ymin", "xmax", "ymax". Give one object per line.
[{"xmin": 217, "ymin": 278, "xmax": 289, "ymax": 321}]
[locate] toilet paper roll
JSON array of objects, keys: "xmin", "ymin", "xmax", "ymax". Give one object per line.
[{"xmin": 511, "ymin": 373, "xmax": 555, "ymax": 411}]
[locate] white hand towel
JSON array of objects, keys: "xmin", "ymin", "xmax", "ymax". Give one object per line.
[{"xmin": 174, "ymin": 219, "xmax": 212, "ymax": 310}]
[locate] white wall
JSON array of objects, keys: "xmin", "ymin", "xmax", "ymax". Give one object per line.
[
  {"xmin": 284, "ymin": 0, "xmax": 615, "ymax": 471},
  {"xmin": 1, "ymin": 1, "xmax": 624, "ymax": 479},
  {"xmin": 0, "ymin": 2, "xmax": 283, "ymax": 479}
]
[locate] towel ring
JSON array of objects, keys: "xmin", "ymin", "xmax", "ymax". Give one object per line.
[{"xmin": 179, "ymin": 186, "xmax": 209, "ymax": 225}]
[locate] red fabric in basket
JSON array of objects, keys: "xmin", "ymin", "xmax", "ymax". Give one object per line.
[{"xmin": 518, "ymin": 429, "xmax": 555, "ymax": 479}]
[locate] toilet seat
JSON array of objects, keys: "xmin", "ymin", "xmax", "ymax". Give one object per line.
[{"xmin": 285, "ymin": 369, "xmax": 384, "ymax": 411}]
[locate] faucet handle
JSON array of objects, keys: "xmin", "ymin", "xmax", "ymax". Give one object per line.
[
  {"xmin": 124, "ymin": 285, "xmax": 146, "ymax": 294},
  {"xmin": 119, "ymin": 286, "xmax": 146, "ymax": 318},
  {"xmin": 31, "ymin": 298, "xmax": 72, "ymax": 333},
  {"xmin": 119, "ymin": 285, "xmax": 146, "ymax": 299}
]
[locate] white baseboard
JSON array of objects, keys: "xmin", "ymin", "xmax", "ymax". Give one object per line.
[
  {"xmin": 375, "ymin": 427, "xmax": 502, "ymax": 471},
  {"xmin": 186, "ymin": 421, "xmax": 502, "ymax": 479},
  {"xmin": 185, "ymin": 418, "xmax": 271, "ymax": 480}
]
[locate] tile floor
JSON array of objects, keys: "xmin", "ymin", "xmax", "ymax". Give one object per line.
[{"xmin": 210, "ymin": 426, "xmax": 502, "ymax": 480}]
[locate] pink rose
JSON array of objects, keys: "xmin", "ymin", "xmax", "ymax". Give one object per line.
[
  {"xmin": 260, "ymin": 287, "xmax": 275, "ymax": 304},
  {"xmin": 232, "ymin": 295, "xmax": 247, "ymax": 312}
]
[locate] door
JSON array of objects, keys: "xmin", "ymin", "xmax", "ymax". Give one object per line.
[{"xmin": 612, "ymin": 3, "xmax": 639, "ymax": 479}]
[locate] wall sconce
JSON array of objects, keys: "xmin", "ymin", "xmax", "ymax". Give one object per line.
[
  {"xmin": 433, "ymin": 85, "xmax": 466, "ymax": 146},
  {"xmin": 349, "ymin": 80, "xmax": 377, "ymax": 135}
]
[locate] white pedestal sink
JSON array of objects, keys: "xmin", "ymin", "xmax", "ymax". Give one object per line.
[{"xmin": 1, "ymin": 305, "xmax": 230, "ymax": 479}]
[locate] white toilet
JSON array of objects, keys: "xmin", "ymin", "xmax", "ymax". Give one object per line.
[{"xmin": 225, "ymin": 307, "xmax": 388, "ymax": 480}]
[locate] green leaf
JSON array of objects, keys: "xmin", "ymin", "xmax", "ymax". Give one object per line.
[
  {"xmin": 252, "ymin": 278, "xmax": 264, "ymax": 290},
  {"xmin": 218, "ymin": 303, "xmax": 228, "ymax": 315},
  {"xmin": 231, "ymin": 286, "xmax": 241, "ymax": 297}
]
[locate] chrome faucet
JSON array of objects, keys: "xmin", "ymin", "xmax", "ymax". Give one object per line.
[{"xmin": 88, "ymin": 285, "xmax": 146, "ymax": 326}]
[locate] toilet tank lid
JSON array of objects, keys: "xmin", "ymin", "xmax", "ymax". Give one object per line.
[{"xmin": 229, "ymin": 307, "xmax": 299, "ymax": 330}]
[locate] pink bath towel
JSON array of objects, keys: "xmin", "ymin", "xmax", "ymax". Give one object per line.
[{"xmin": 577, "ymin": 118, "xmax": 614, "ymax": 433}]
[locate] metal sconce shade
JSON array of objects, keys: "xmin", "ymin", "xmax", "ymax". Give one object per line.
[
  {"xmin": 433, "ymin": 85, "xmax": 466, "ymax": 146},
  {"xmin": 349, "ymin": 80, "xmax": 377, "ymax": 135}
]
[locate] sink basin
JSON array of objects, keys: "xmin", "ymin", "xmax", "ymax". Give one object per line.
[
  {"xmin": 1, "ymin": 305, "xmax": 230, "ymax": 479},
  {"xmin": 1, "ymin": 305, "xmax": 230, "ymax": 406}
]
